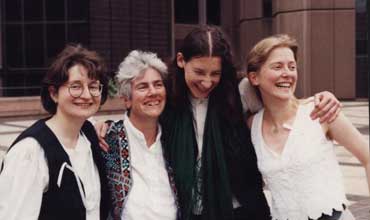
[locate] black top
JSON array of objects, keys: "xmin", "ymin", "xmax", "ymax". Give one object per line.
[{"xmin": 7, "ymin": 118, "xmax": 111, "ymax": 220}]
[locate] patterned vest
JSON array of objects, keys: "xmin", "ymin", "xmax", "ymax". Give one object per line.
[{"xmin": 101, "ymin": 120, "xmax": 179, "ymax": 220}]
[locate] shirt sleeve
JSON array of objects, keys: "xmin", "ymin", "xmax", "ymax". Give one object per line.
[
  {"xmin": 238, "ymin": 77, "xmax": 263, "ymax": 113},
  {"xmin": 0, "ymin": 137, "xmax": 49, "ymax": 220}
]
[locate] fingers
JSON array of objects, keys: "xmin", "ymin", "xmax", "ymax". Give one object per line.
[
  {"xmin": 101, "ymin": 123, "xmax": 108, "ymax": 138},
  {"xmin": 316, "ymin": 99, "xmax": 336, "ymax": 121},
  {"xmin": 99, "ymin": 137, "xmax": 110, "ymax": 152},
  {"xmin": 327, "ymin": 106, "xmax": 341, "ymax": 123},
  {"xmin": 313, "ymin": 93, "xmax": 321, "ymax": 107},
  {"xmin": 311, "ymin": 99, "xmax": 341, "ymax": 123},
  {"xmin": 311, "ymin": 91, "xmax": 341, "ymax": 122},
  {"xmin": 311, "ymin": 94, "xmax": 330, "ymax": 119},
  {"xmin": 94, "ymin": 121, "xmax": 110, "ymax": 152}
]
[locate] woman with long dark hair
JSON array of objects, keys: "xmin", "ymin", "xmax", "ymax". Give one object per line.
[{"xmin": 161, "ymin": 25, "xmax": 269, "ymax": 220}]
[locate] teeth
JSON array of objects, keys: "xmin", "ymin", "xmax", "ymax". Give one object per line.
[
  {"xmin": 146, "ymin": 101, "xmax": 160, "ymax": 106},
  {"xmin": 76, "ymin": 103, "xmax": 91, "ymax": 106},
  {"xmin": 276, "ymin": 82, "xmax": 291, "ymax": 88}
]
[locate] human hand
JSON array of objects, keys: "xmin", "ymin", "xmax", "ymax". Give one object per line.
[
  {"xmin": 94, "ymin": 121, "xmax": 110, "ymax": 152},
  {"xmin": 310, "ymin": 91, "xmax": 342, "ymax": 123}
]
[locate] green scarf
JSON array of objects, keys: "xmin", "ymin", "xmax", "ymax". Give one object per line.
[{"xmin": 162, "ymin": 97, "xmax": 233, "ymax": 220}]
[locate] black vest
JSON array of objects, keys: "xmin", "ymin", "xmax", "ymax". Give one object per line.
[{"xmin": 5, "ymin": 118, "xmax": 111, "ymax": 220}]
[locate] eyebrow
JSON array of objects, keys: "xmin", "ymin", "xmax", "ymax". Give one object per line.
[
  {"xmin": 269, "ymin": 61, "xmax": 296, "ymax": 65},
  {"xmin": 135, "ymin": 79, "xmax": 163, "ymax": 86},
  {"xmin": 68, "ymin": 80, "xmax": 99, "ymax": 84}
]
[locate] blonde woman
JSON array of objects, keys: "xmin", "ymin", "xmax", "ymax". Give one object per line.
[{"xmin": 245, "ymin": 34, "xmax": 369, "ymax": 220}]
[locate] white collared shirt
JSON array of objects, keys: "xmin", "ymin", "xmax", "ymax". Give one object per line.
[
  {"xmin": 0, "ymin": 132, "xmax": 101, "ymax": 220},
  {"xmin": 190, "ymin": 97, "xmax": 208, "ymax": 159},
  {"xmin": 122, "ymin": 114, "xmax": 177, "ymax": 220}
]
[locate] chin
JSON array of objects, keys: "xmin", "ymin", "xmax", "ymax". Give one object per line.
[{"xmin": 194, "ymin": 93, "xmax": 209, "ymax": 99}]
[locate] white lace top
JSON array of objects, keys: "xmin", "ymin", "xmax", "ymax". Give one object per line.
[{"xmin": 251, "ymin": 102, "xmax": 348, "ymax": 220}]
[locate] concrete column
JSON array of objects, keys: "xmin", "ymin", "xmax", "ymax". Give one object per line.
[
  {"xmin": 199, "ymin": 0, "xmax": 206, "ymax": 25},
  {"xmin": 272, "ymin": 0, "xmax": 355, "ymax": 99}
]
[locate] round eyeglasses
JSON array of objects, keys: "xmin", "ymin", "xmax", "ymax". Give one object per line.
[{"xmin": 66, "ymin": 83, "xmax": 103, "ymax": 98}]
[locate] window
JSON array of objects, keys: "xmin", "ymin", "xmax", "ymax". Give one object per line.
[
  {"xmin": 207, "ymin": 0, "xmax": 220, "ymax": 25},
  {"xmin": 175, "ymin": 0, "xmax": 220, "ymax": 25},
  {"xmin": 1, "ymin": 0, "xmax": 89, "ymax": 96},
  {"xmin": 175, "ymin": 0, "xmax": 198, "ymax": 24},
  {"xmin": 355, "ymin": 0, "xmax": 368, "ymax": 97},
  {"xmin": 263, "ymin": 0, "xmax": 272, "ymax": 17}
]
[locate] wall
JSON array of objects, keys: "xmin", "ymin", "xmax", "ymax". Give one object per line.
[{"xmin": 237, "ymin": 0, "xmax": 356, "ymax": 99}]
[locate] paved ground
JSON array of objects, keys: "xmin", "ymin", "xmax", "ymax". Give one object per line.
[{"xmin": 0, "ymin": 100, "xmax": 369, "ymax": 219}]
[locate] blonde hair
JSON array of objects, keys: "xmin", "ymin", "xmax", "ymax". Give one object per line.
[
  {"xmin": 247, "ymin": 34, "xmax": 298, "ymax": 73},
  {"xmin": 245, "ymin": 34, "xmax": 299, "ymax": 107}
]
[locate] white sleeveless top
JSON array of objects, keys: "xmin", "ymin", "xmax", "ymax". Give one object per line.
[{"xmin": 251, "ymin": 102, "xmax": 348, "ymax": 220}]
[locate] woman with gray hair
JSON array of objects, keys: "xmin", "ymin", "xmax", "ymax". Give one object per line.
[
  {"xmin": 100, "ymin": 50, "xmax": 179, "ymax": 220},
  {"xmin": 116, "ymin": 50, "xmax": 168, "ymax": 99}
]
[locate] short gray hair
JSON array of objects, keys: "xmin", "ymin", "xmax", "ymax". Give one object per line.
[{"xmin": 116, "ymin": 50, "xmax": 168, "ymax": 98}]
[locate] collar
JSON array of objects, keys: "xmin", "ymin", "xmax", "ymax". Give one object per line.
[
  {"xmin": 190, "ymin": 96, "xmax": 209, "ymax": 107},
  {"xmin": 123, "ymin": 113, "xmax": 162, "ymax": 151}
]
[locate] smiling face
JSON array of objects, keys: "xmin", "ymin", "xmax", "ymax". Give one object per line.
[
  {"xmin": 50, "ymin": 64, "xmax": 101, "ymax": 121},
  {"xmin": 177, "ymin": 54, "xmax": 222, "ymax": 99},
  {"xmin": 126, "ymin": 67, "xmax": 166, "ymax": 122},
  {"xmin": 249, "ymin": 47, "xmax": 297, "ymax": 102}
]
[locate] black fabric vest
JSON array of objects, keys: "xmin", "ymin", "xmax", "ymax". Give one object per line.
[{"xmin": 5, "ymin": 118, "xmax": 111, "ymax": 220}]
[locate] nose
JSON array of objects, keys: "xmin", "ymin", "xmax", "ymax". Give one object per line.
[
  {"xmin": 201, "ymin": 80, "xmax": 212, "ymax": 89},
  {"xmin": 147, "ymin": 85, "xmax": 157, "ymax": 96},
  {"xmin": 80, "ymin": 85, "xmax": 93, "ymax": 98},
  {"xmin": 281, "ymin": 67, "xmax": 291, "ymax": 77}
]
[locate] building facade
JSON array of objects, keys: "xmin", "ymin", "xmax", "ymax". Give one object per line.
[{"xmin": 0, "ymin": 0, "xmax": 367, "ymax": 116}]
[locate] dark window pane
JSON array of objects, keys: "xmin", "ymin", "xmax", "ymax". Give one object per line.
[
  {"xmin": 67, "ymin": 0, "xmax": 89, "ymax": 20},
  {"xmin": 355, "ymin": 56, "xmax": 368, "ymax": 97},
  {"xmin": 5, "ymin": 0, "xmax": 22, "ymax": 21},
  {"xmin": 263, "ymin": 0, "xmax": 272, "ymax": 17},
  {"xmin": 207, "ymin": 0, "xmax": 220, "ymax": 25},
  {"xmin": 356, "ymin": 0, "xmax": 366, "ymax": 13},
  {"xmin": 5, "ymin": 24, "xmax": 23, "ymax": 67},
  {"xmin": 67, "ymin": 24, "xmax": 89, "ymax": 45},
  {"xmin": 46, "ymin": 24, "xmax": 66, "ymax": 64},
  {"xmin": 175, "ymin": 0, "xmax": 198, "ymax": 24},
  {"xmin": 3, "ymin": 71, "xmax": 26, "ymax": 96},
  {"xmin": 46, "ymin": 0, "xmax": 65, "ymax": 21},
  {"xmin": 25, "ymin": 70, "xmax": 44, "ymax": 95},
  {"xmin": 356, "ymin": 40, "xmax": 367, "ymax": 55},
  {"xmin": 25, "ymin": 24, "xmax": 44, "ymax": 67},
  {"xmin": 4, "ymin": 70, "xmax": 43, "ymax": 96},
  {"xmin": 24, "ymin": 0, "xmax": 43, "ymax": 21}
]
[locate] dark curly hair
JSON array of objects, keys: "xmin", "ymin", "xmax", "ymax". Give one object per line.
[{"xmin": 41, "ymin": 44, "xmax": 109, "ymax": 114}]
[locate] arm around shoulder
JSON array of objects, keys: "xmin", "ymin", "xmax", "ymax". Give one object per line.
[{"xmin": 246, "ymin": 114, "xmax": 255, "ymax": 129}]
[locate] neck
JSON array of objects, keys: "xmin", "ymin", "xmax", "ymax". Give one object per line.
[
  {"xmin": 46, "ymin": 113, "xmax": 85, "ymax": 149},
  {"xmin": 262, "ymin": 97, "xmax": 298, "ymax": 129},
  {"xmin": 128, "ymin": 114, "xmax": 158, "ymax": 147}
]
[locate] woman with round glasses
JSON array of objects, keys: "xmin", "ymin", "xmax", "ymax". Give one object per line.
[{"xmin": 0, "ymin": 44, "xmax": 111, "ymax": 220}]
